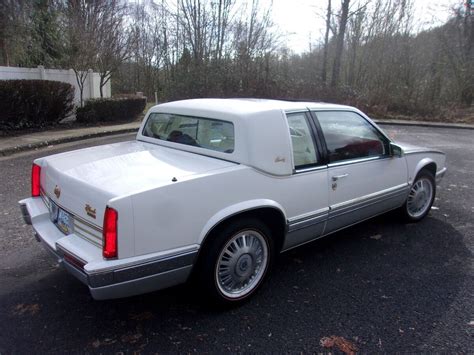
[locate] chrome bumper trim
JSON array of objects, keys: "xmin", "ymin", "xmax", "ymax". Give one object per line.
[
  {"xmin": 88, "ymin": 250, "xmax": 197, "ymax": 288},
  {"xmin": 36, "ymin": 231, "xmax": 197, "ymax": 296},
  {"xmin": 36, "ymin": 232, "xmax": 197, "ymax": 298},
  {"xmin": 89, "ymin": 265, "xmax": 193, "ymax": 300}
]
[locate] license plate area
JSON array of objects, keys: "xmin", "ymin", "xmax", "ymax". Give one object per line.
[{"xmin": 49, "ymin": 199, "xmax": 74, "ymax": 235}]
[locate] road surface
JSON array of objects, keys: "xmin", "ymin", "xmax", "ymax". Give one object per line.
[{"xmin": 0, "ymin": 125, "xmax": 472, "ymax": 353}]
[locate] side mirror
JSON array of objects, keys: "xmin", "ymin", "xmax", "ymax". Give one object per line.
[{"xmin": 389, "ymin": 142, "xmax": 404, "ymax": 158}]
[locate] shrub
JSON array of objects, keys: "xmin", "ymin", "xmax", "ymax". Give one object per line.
[
  {"xmin": 76, "ymin": 96, "xmax": 147, "ymax": 123},
  {"xmin": 0, "ymin": 79, "xmax": 75, "ymax": 130}
]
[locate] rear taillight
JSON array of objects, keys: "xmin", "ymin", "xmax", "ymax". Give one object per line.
[
  {"xmin": 31, "ymin": 163, "xmax": 41, "ymax": 197},
  {"xmin": 103, "ymin": 207, "xmax": 118, "ymax": 259}
]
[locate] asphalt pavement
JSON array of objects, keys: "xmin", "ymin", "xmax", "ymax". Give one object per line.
[{"xmin": 0, "ymin": 125, "xmax": 473, "ymax": 353}]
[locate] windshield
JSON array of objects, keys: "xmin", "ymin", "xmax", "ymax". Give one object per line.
[{"xmin": 143, "ymin": 113, "xmax": 235, "ymax": 153}]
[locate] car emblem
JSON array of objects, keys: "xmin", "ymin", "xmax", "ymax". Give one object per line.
[
  {"xmin": 54, "ymin": 185, "xmax": 61, "ymax": 198},
  {"xmin": 85, "ymin": 204, "xmax": 96, "ymax": 219},
  {"xmin": 274, "ymin": 156, "xmax": 286, "ymax": 163}
]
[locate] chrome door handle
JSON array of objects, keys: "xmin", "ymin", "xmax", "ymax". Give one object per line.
[{"xmin": 332, "ymin": 174, "xmax": 349, "ymax": 181}]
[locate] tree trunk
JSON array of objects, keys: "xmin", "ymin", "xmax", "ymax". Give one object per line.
[
  {"xmin": 73, "ymin": 69, "xmax": 87, "ymax": 107},
  {"xmin": 321, "ymin": 0, "xmax": 331, "ymax": 86},
  {"xmin": 462, "ymin": 2, "xmax": 473, "ymax": 106},
  {"xmin": 0, "ymin": 37, "xmax": 9, "ymax": 66},
  {"xmin": 331, "ymin": 0, "xmax": 350, "ymax": 88},
  {"xmin": 99, "ymin": 72, "xmax": 111, "ymax": 98},
  {"xmin": 100, "ymin": 77, "xmax": 104, "ymax": 98}
]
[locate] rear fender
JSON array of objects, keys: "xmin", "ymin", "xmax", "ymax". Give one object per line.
[{"xmin": 198, "ymin": 199, "xmax": 287, "ymax": 244}]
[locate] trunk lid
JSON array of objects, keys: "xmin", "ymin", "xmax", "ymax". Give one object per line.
[{"xmin": 40, "ymin": 140, "xmax": 236, "ymax": 227}]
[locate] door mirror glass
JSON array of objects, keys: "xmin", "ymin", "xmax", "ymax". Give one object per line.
[{"xmin": 389, "ymin": 143, "xmax": 404, "ymax": 157}]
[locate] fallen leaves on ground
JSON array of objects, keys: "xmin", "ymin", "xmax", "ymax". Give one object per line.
[
  {"xmin": 320, "ymin": 335, "xmax": 358, "ymax": 355},
  {"xmin": 129, "ymin": 311, "xmax": 153, "ymax": 321},
  {"xmin": 91, "ymin": 338, "xmax": 117, "ymax": 348},
  {"xmin": 12, "ymin": 303, "xmax": 40, "ymax": 316},
  {"xmin": 121, "ymin": 332, "xmax": 143, "ymax": 344}
]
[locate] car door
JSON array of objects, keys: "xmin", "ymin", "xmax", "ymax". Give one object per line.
[
  {"xmin": 311, "ymin": 110, "xmax": 409, "ymax": 234},
  {"xmin": 282, "ymin": 111, "xmax": 329, "ymax": 251}
]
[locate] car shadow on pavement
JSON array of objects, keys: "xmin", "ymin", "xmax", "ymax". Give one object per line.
[{"xmin": 1, "ymin": 215, "xmax": 471, "ymax": 353}]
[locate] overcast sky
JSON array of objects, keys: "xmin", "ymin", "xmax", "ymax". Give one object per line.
[{"xmin": 269, "ymin": 0, "xmax": 462, "ymax": 53}]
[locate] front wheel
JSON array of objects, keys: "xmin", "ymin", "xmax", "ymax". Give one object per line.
[
  {"xmin": 196, "ymin": 218, "xmax": 274, "ymax": 307},
  {"xmin": 401, "ymin": 170, "xmax": 436, "ymax": 222}
]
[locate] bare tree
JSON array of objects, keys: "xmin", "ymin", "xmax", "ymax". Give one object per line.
[
  {"xmin": 330, "ymin": 0, "xmax": 350, "ymax": 88},
  {"xmin": 94, "ymin": 1, "xmax": 130, "ymax": 97},
  {"xmin": 65, "ymin": 0, "xmax": 102, "ymax": 106},
  {"xmin": 439, "ymin": 1, "xmax": 473, "ymax": 105},
  {"xmin": 321, "ymin": 0, "xmax": 332, "ymax": 86},
  {"xmin": 125, "ymin": 1, "xmax": 169, "ymax": 98},
  {"xmin": 213, "ymin": 0, "xmax": 233, "ymax": 60}
]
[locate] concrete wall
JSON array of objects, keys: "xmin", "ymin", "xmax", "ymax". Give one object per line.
[{"xmin": 0, "ymin": 65, "xmax": 111, "ymax": 104}]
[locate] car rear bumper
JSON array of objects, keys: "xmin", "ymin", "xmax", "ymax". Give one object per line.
[{"xmin": 19, "ymin": 197, "xmax": 197, "ymax": 300}]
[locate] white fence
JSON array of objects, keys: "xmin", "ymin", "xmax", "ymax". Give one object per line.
[{"xmin": 0, "ymin": 65, "xmax": 111, "ymax": 104}]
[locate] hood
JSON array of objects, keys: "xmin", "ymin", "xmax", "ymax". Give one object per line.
[{"xmin": 395, "ymin": 141, "xmax": 444, "ymax": 155}]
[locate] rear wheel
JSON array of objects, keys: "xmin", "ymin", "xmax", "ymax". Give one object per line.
[
  {"xmin": 401, "ymin": 169, "xmax": 436, "ymax": 222},
  {"xmin": 196, "ymin": 218, "xmax": 274, "ymax": 307}
]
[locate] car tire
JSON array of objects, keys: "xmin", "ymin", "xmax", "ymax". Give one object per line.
[
  {"xmin": 195, "ymin": 217, "xmax": 274, "ymax": 307},
  {"xmin": 401, "ymin": 169, "xmax": 436, "ymax": 222}
]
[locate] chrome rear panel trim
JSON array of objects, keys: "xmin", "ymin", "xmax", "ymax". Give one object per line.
[
  {"xmin": 88, "ymin": 250, "xmax": 198, "ymax": 288},
  {"xmin": 90, "ymin": 266, "xmax": 193, "ymax": 300}
]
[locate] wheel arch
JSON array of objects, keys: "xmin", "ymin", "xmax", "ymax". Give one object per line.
[
  {"xmin": 197, "ymin": 200, "xmax": 288, "ymax": 255},
  {"xmin": 413, "ymin": 158, "xmax": 437, "ymax": 183}
]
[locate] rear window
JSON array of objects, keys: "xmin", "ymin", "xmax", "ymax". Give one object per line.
[{"xmin": 143, "ymin": 113, "xmax": 235, "ymax": 153}]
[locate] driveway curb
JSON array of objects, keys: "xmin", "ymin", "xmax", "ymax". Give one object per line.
[
  {"xmin": 374, "ymin": 119, "xmax": 474, "ymax": 130},
  {"xmin": 0, "ymin": 127, "xmax": 139, "ymax": 157}
]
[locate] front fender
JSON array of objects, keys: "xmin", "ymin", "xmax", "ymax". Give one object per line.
[
  {"xmin": 409, "ymin": 151, "xmax": 446, "ymax": 185},
  {"xmin": 197, "ymin": 199, "xmax": 287, "ymax": 244},
  {"xmin": 412, "ymin": 157, "xmax": 437, "ymax": 183}
]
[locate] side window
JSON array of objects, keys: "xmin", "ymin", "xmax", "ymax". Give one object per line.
[
  {"xmin": 315, "ymin": 111, "xmax": 387, "ymax": 163},
  {"xmin": 286, "ymin": 113, "xmax": 318, "ymax": 169}
]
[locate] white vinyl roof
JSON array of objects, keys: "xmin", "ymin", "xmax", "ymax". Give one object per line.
[
  {"xmin": 152, "ymin": 98, "xmax": 351, "ymax": 118},
  {"xmin": 138, "ymin": 98, "xmax": 361, "ymax": 176}
]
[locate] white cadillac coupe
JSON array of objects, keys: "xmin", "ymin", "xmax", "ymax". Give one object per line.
[{"xmin": 19, "ymin": 99, "xmax": 446, "ymax": 305}]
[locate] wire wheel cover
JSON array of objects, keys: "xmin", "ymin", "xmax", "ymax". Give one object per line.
[
  {"xmin": 407, "ymin": 177, "xmax": 433, "ymax": 218},
  {"xmin": 215, "ymin": 230, "xmax": 268, "ymax": 299}
]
